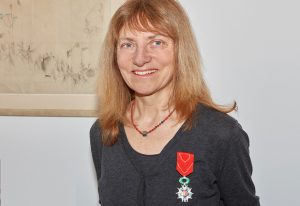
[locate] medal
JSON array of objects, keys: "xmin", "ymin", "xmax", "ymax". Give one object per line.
[{"xmin": 176, "ymin": 152, "xmax": 194, "ymax": 202}]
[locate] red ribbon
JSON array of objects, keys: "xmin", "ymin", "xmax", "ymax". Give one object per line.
[{"xmin": 176, "ymin": 152, "xmax": 194, "ymax": 177}]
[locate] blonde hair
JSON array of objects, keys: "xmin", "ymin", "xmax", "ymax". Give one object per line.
[{"xmin": 97, "ymin": 0, "xmax": 236, "ymax": 145}]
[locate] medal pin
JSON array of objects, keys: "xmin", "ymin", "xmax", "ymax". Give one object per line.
[{"xmin": 176, "ymin": 152, "xmax": 194, "ymax": 202}]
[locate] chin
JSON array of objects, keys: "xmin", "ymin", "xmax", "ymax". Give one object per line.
[
  {"xmin": 134, "ymin": 91, "xmax": 156, "ymax": 97},
  {"xmin": 131, "ymin": 87, "xmax": 157, "ymax": 97}
]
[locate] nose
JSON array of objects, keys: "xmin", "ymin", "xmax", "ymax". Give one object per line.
[{"xmin": 133, "ymin": 46, "xmax": 151, "ymax": 67}]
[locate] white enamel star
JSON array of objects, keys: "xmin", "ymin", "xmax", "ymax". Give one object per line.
[{"xmin": 176, "ymin": 185, "xmax": 193, "ymax": 202}]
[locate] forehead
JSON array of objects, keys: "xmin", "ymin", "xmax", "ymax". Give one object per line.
[{"xmin": 118, "ymin": 27, "xmax": 169, "ymax": 40}]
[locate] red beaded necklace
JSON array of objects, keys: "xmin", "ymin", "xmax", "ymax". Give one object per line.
[{"xmin": 130, "ymin": 101, "xmax": 175, "ymax": 137}]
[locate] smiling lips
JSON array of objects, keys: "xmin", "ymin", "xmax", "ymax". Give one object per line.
[{"xmin": 132, "ymin": 69, "xmax": 158, "ymax": 76}]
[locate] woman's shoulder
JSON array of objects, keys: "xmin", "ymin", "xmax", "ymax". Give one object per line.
[
  {"xmin": 90, "ymin": 119, "xmax": 102, "ymax": 144},
  {"xmin": 193, "ymin": 103, "xmax": 249, "ymax": 144},
  {"xmin": 194, "ymin": 103, "xmax": 238, "ymax": 126}
]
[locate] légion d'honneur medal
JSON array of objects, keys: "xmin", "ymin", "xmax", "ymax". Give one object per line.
[{"xmin": 176, "ymin": 152, "xmax": 194, "ymax": 202}]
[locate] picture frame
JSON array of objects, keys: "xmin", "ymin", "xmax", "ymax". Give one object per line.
[
  {"xmin": 0, "ymin": 0, "xmax": 125, "ymax": 117},
  {"xmin": 0, "ymin": 94, "xmax": 97, "ymax": 117}
]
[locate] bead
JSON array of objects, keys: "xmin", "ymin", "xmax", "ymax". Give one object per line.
[{"xmin": 130, "ymin": 101, "xmax": 175, "ymax": 137}]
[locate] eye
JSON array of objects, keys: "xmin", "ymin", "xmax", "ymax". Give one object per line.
[
  {"xmin": 120, "ymin": 42, "xmax": 134, "ymax": 49},
  {"xmin": 151, "ymin": 40, "xmax": 163, "ymax": 47},
  {"xmin": 149, "ymin": 39, "xmax": 168, "ymax": 49}
]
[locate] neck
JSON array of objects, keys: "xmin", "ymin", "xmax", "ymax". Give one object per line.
[{"xmin": 132, "ymin": 90, "xmax": 174, "ymax": 124}]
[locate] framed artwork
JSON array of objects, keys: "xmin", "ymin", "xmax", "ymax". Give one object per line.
[{"xmin": 0, "ymin": 0, "xmax": 125, "ymax": 116}]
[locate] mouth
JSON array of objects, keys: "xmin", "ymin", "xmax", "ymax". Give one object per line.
[{"xmin": 132, "ymin": 69, "xmax": 158, "ymax": 76}]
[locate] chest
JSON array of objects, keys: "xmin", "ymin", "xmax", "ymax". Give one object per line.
[
  {"xmin": 99, "ymin": 135, "xmax": 222, "ymax": 206},
  {"xmin": 124, "ymin": 121, "xmax": 184, "ymax": 155}
]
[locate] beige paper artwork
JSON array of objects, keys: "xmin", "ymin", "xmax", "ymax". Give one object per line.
[{"xmin": 0, "ymin": 0, "xmax": 118, "ymax": 94}]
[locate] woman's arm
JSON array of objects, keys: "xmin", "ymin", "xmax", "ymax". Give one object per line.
[
  {"xmin": 90, "ymin": 120, "xmax": 102, "ymax": 181},
  {"xmin": 218, "ymin": 125, "xmax": 260, "ymax": 206}
]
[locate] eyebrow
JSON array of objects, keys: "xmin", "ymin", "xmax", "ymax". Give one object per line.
[{"xmin": 118, "ymin": 35, "xmax": 163, "ymax": 42}]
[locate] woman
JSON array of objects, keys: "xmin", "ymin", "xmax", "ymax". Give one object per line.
[{"xmin": 90, "ymin": 0, "xmax": 260, "ymax": 205}]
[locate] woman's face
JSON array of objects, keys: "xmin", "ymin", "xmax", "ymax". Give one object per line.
[{"xmin": 117, "ymin": 27, "xmax": 175, "ymax": 97}]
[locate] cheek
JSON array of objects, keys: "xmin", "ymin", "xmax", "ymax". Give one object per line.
[
  {"xmin": 116, "ymin": 52, "xmax": 123, "ymax": 69},
  {"xmin": 157, "ymin": 49, "xmax": 174, "ymax": 66},
  {"xmin": 161, "ymin": 56, "xmax": 175, "ymax": 73},
  {"xmin": 117, "ymin": 52, "xmax": 132, "ymax": 72}
]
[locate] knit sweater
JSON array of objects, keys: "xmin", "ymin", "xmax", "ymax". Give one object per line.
[{"xmin": 90, "ymin": 104, "xmax": 260, "ymax": 206}]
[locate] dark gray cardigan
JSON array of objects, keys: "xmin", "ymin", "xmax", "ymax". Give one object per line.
[{"xmin": 90, "ymin": 104, "xmax": 260, "ymax": 206}]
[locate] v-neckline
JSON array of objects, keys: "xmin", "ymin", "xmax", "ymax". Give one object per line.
[
  {"xmin": 119, "ymin": 121, "xmax": 187, "ymax": 176},
  {"xmin": 121, "ymin": 121, "xmax": 186, "ymax": 155}
]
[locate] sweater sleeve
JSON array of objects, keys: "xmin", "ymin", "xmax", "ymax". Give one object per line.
[
  {"xmin": 218, "ymin": 124, "xmax": 260, "ymax": 206},
  {"xmin": 90, "ymin": 120, "xmax": 102, "ymax": 181}
]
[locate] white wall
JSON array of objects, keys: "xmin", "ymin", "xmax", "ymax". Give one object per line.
[
  {"xmin": 0, "ymin": 117, "xmax": 98, "ymax": 206},
  {"xmin": 1, "ymin": 0, "xmax": 299, "ymax": 205},
  {"xmin": 180, "ymin": 0, "xmax": 300, "ymax": 205}
]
